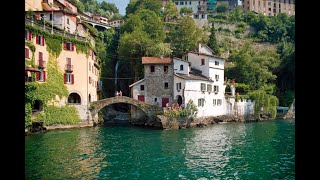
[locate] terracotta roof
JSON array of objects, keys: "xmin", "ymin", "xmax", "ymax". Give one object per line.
[{"xmin": 142, "ymin": 57, "xmax": 172, "ymax": 64}]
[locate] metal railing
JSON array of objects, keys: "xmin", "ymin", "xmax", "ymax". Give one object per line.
[
  {"xmin": 25, "ymin": 18, "xmax": 87, "ymax": 41},
  {"xmin": 65, "ymin": 64, "xmax": 73, "ymax": 72}
]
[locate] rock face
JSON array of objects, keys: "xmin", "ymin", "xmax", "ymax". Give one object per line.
[{"xmin": 283, "ymin": 99, "xmax": 295, "ymax": 119}]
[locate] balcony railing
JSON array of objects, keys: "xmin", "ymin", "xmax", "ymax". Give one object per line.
[
  {"xmin": 25, "ymin": 18, "xmax": 87, "ymax": 42},
  {"xmin": 38, "ymin": 60, "xmax": 46, "ymax": 68},
  {"xmin": 65, "ymin": 64, "xmax": 73, "ymax": 72}
]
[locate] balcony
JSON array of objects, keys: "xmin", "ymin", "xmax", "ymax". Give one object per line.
[
  {"xmin": 42, "ymin": 0, "xmax": 52, "ymax": 11},
  {"xmin": 38, "ymin": 60, "xmax": 46, "ymax": 69},
  {"xmin": 65, "ymin": 64, "xmax": 73, "ymax": 72}
]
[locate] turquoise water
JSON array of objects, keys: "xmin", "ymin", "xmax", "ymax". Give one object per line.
[{"xmin": 25, "ymin": 119, "xmax": 295, "ymax": 179}]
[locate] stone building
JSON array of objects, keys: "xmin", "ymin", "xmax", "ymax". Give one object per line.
[
  {"xmin": 130, "ymin": 57, "xmax": 174, "ymax": 107},
  {"xmin": 130, "ymin": 44, "xmax": 255, "ymax": 119}
]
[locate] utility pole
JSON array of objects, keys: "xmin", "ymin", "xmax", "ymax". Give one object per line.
[{"xmin": 51, "ymin": 2, "xmax": 53, "ymax": 34}]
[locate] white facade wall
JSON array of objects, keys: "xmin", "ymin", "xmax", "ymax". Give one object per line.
[
  {"xmin": 41, "ymin": 12, "xmax": 77, "ymax": 33},
  {"xmin": 173, "ymin": 76, "xmax": 185, "ymax": 102},
  {"xmin": 130, "ymin": 80, "xmax": 146, "ymax": 100},
  {"xmin": 199, "ymin": 44, "xmax": 213, "ymax": 55},
  {"xmin": 183, "ymin": 80, "xmax": 226, "ymax": 117},
  {"xmin": 187, "ymin": 53, "xmax": 210, "ymax": 77},
  {"xmin": 173, "ymin": 58, "xmax": 189, "ymax": 75},
  {"xmin": 174, "ymin": 1, "xmax": 199, "ymax": 14}
]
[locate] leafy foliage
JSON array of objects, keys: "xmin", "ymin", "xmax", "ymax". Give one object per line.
[
  {"xmin": 179, "ymin": 7, "xmax": 193, "ymax": 15},
  {"xmin": 36, "ymin": 105, "xmax": 81, "ymax": 126},
  {"xmin": 167, "ymin": 16, "xmax": 204, "ymax": 57},
  {"xmin": 207, "ymin": 23, "xmax": 220, "ymax": 55}
]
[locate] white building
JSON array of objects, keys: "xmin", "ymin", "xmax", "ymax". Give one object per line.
[{"xmin": 173, "ymin": 0, "xmax": 208, "ymax": 20}]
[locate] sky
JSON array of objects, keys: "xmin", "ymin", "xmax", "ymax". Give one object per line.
[{"xmin": 97, "ymin": 0, "xmax": 131, "ymax": 15}]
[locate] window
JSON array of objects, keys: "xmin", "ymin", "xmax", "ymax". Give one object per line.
[
  {"xmin": 180, "ymin": 2, "xmax": 183, "ymax": 5},
  {"xmin": 64, "ymin": 73, "xmax": 74, "ymax": 84},
  {"xmin": 36, "ymin": 35, "xmax": 45, "ymax": 46},
  {"xmin": 154, "ymin": 98, "xmax": 157, "ymax": 102},
  {"xmin": 164, "ymin": 65, "xmax": 168, "ymax": 73},
  {"xmin": 151, "ymin": 65, "xmax": 155, "ymax": 73},
  {"xmin": 64, "ymin": 42, "xmax": 74, "ymax": 51},
  {"xmin": 194, "ymin": 14, "xmax": 199, "ymax": 19},
  {"xmin": 89, "ymin": 76, "xmax": 92, "ymax": 84},
  {"xmin": 140, "ymin": 85, "xmax": 144, "ymax": 91},
  {"xmin": 215, "ymin": 61, "xmax": 219, "ymax": 66},
  {"xmin": 189, "ymin": 1, "xmax": 191, "ymax": 5},
  {"xmin": 25, "ymin": 48, "xmax": 30, "ymax": 58},
  {"xmin": 185, "ymin": 1, "xmax": 187, "ymax": 5},
  {"xmin": 164, "ymin": 82, "xmax": 169, "ymax": 89},
  {"xmin": 67, "ymin": 18, "xmax": 70, "ymax": 25},
  {"xmin": 180, "ymin": 64, "xmax": 184, "ymax": 71},
  {"xmin": 217, "ymin": 99, "xmax": 222, "ymax": 106},
  {"xmin": 49, "ymin": 14, "xmax": 53, "ymax": 21},
  {"xmin": 25, "ymin": 30, "xmax": 32, "ymax": 41},
  {"xmin": 176, "ymin": 83, "xmax": 181, "ymax": 91},
  {"xmin": 175, "ymin": 2, "xmax": 178, "ymax": 5},
  {"xmin": 201, "ymin": 59, "xmax": 205, "ymax": 65},
  {"xmin": 200, "ymin": 83, "xmax": 206, "ymax": 91},
  {"xmin": 201, "ymin": 14, "xmax": 204, "ymax": 19},
  {"xmin": 207, "ymin": 84, "xmax": 212, "ymax": 92},
  {"xmin": 215, "ymin": 74, "xmax": 219, "ymax": 81},
  {"xmin": 213, "ymin": 99, "xmax": 217, "ymax": 106},
  {"xmin": 198, "ymin": 98, "xmax": 205, "ymax": 107},
  {"xmin": 214, "ymin": 85, "xmax": 219, "ymax": 93},
  {"xmin": 89, "ymin": 62, "xmax": 91, "ymax": 70}
]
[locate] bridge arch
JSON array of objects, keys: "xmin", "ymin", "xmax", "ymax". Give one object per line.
[{"xmin": 89, "ymin": 96, "xmax": 163, "ymax": 119}]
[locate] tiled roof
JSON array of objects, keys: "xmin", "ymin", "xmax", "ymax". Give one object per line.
[
  {"xmin": 188, "ymin": 51, "xmax": 225, "ymax": 60},
  {"xmin": 142, "ymin": 57, "xmax": 172, "ymax": 64},
  {"xmin": 129, "ymin": 78, "xmax": 145, "ymax": 87},
  {"xmin": 175, "ymin": 71, "xmax": 213, "ymax": 82}
]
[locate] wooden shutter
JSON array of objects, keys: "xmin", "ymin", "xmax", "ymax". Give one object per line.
[
  {"xmin": 39, "ymin": 52, "xmax": 43, "ymax": 61},
  {"xmin": 44, "ymin": 71, "xmax": 47, "ymax": 81},
  {"xmin": 63, "ymin": 42, "xmax": 66, "ymax": 50},
  {"xmin": 42, "ymin": 36, "xmax": 45, "ymax": 46},
  {"xmin": 64, "ymin": 74, "xmax": 67, "ymax": 84},
  {"xmin": 25, "ymin": 48, "xmax": 29, "ymax": 58},
  {"xmin": 72, "ymin": 43, "xmax": 74, "ymax": 51},
  {"xmin": 71, "ymin": 74, "xmax": 74, "ymax": 84},
  {"xmin": 28, "ymin": 32, "xmax": 32, "ymax": 41},
  {"xmin": 36, "ymin": 35, "xmax": 39, "ymax": 44},
  {"xmin": 36, "ymin": 72, "xmax": 40, "ymax": 80}
]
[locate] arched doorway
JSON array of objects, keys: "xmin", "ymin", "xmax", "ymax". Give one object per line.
[
  {"xmin": 32, "ymin": 100, "xmax": 43, "ymax": 113},
  {"xmin": 68, "ymin": 93, "xmax": 81, "ymax": 104},
  {"xmin": 177, "ymin": 95, "xmax": 183, "ymax": 106},
  {"xmin": 89, "ymin": 94, "xmax": 91, "ymax": 103}
]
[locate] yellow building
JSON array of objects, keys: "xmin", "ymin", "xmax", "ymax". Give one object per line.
[
  {"xmin": 242, "ymin": 0, "xmax": 295, "ymax": 16},
  {"xmin": 25, "ymin": 19, "xmax": 101, "ymax": 122}
]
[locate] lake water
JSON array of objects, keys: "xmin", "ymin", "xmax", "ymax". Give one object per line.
[{"xmin": 25, "ymin": 119, "xmax": 295, "ymax": 179}]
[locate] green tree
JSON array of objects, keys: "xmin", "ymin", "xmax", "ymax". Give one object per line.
[
  {"xmin": 207, "ymin": 23, "xmax": 220, "ymax": 55},
  {"xmin": 179, "ymin": 7, "xmax": 193, "ymax": 15},
  {"xmin": 163, "ymin": 0, "xmax": 179, "ymax": 22},
  {"xmin": 125, "ymin": 0, "xmax": 162, "ymax": 16},
  {"xmin": 100, "ymin": 1, "xmax": 119, "ymax": 13},
  {"xmin": 227, "ymin": 42, "xmax": 280, "ymax": 91},
  {"xmin": 121, "ymin": 9, "xmax": 165, "ymax": 42},
  {"xmin": 168, "ymin": 16, "xmax": 203, "ymax": 57},
  {"xmin": 216, "ymin": 4, "xmax": 228, "ymax": 13}
]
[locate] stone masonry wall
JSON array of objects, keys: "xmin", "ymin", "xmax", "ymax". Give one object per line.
[{"xmin": 144, "ymin": 63, "xmax": 174, "ymax": 106}]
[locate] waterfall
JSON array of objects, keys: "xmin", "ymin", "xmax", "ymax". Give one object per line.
[{"xmin": 115, "ymin": 60, "xmax": 120, "ymax": 94}]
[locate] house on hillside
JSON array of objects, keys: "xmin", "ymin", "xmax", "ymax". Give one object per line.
[{"xmin": 129, "ymin": 44, "xmax": 255, "ymax": 118}]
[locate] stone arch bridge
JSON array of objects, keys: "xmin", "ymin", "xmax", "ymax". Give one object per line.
[{"xmin": 89, "ymin": 96, "xmax": 163, "ymax": 120}]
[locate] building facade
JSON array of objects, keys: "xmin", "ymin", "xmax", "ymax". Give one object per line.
[
  {"xmin": 242, "ymin": 0, "xmax": 295, "ymax": 16},
  {"xmin": 129, "ymin": 44, "xmax": 253, "ymax": 118},
  {"xmin": 25, "ymin": 22, "xmax": 101, "ymax": 121}
]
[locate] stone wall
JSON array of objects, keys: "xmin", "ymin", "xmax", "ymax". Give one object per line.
[
  {"xmin": 144, "ymin": 64, "xmax": 174, "ymax": 106},
  {"xmin": 72, "ymin": 104, "xmax": 90, "ymax": 122}
]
